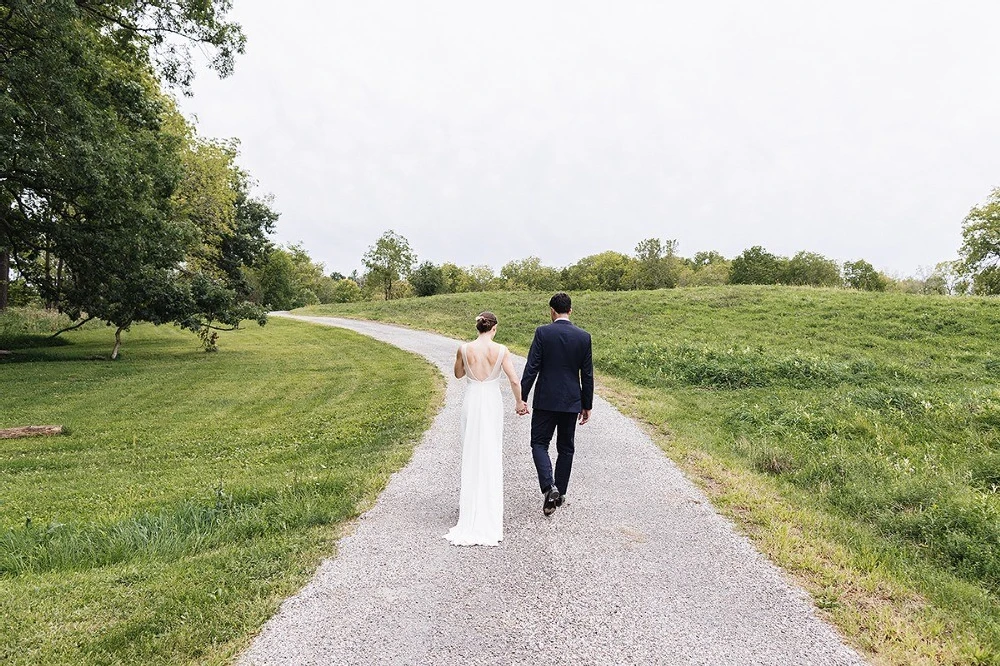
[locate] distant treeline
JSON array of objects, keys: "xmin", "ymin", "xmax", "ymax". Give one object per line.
[
  {"xmin": 247, "ymin": 231, "xmax": 978, "ymax": 310},
  {"xmin": 262, "ymin": 180, "xmax": 1000, "ymax": 308}
]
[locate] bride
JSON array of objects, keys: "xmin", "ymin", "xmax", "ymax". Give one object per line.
[{"xmin": 444, "ymin": 311, "xmax": 527, "ymax": 546}]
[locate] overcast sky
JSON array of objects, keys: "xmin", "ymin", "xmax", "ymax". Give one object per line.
[{"xmin": 179, "ymin": 1, "xmax": 1000, "ymax": 277}]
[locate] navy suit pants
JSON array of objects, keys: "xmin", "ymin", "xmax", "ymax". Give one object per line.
[{"xmin": 530, "ymin": 408, "xmax": 578, "ymax": 495}]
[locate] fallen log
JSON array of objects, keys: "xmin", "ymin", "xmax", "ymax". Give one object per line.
[{"xmin": 0, "ymin": 425, "xmax": 64, "ymax": 439}]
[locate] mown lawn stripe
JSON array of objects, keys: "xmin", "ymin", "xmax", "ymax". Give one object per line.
[{"xmin": 0, "ymin": 316, "xmax": 442, "ymax": 665}]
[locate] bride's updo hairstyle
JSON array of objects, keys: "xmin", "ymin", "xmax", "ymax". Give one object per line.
[{"xmin": 475, "ymin": 311, "xmax": 498, "ymax": 333}]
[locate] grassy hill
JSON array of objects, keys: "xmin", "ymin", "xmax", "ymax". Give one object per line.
[
  {"xmin": 300, "ymin": 286, "xmax": 1000, "ymax": 665},
  {"xmin": 0, "ymin": 314, "xmax": 441, "ymax": 665}
]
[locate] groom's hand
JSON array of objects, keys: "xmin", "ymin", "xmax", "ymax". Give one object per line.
[{"xmin": 579, "ymin": 409, "xmax": 591, "ymax": 425}]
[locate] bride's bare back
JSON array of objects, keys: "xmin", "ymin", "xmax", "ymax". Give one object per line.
[
  {"xmin": 462, "ymin": 341, "xmax": 504, "ymax": 381},
  {"xmin": 452, "ymin": 313, "xmax": 527, "ymax": 412}
]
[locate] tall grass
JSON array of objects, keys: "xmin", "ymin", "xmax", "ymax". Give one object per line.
[{"xmin": 0, "ymin": 306, "xmax": 72, "ymax": 349}]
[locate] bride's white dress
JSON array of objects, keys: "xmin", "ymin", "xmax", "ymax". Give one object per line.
[{"xmin": 444, "ymin": 344, "xmax": 506, "ymax": 546}]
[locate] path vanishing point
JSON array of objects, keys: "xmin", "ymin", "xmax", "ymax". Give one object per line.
[{"xmin": 240, "ymin": 314, "xmax": 866, "ymax": 666}]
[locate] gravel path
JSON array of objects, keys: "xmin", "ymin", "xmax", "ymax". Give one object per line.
[{"xmin": 240, "ymin": 315, "xmax": 867, "ymax": 666}]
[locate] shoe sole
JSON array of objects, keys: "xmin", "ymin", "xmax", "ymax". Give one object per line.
[{"xmin": 543, "ymin": 489, "xmax": 561, "ymax": 516}]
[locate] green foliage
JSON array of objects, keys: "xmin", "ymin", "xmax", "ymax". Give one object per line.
[
  {"xmin": 499, "ymin": 256, "xmax": 561, "ymax": 291},
  {"xmin": 452, "ymin": 264, "xmax": 501, "ymax": 293},
  {"xmin": 677, "ymin": 251, "xmax": 731, "ymax": 287},
  {"xmin": 628, "ymin": 238, "xmax": 680, "ymax": 289},
  {"xmin": 438, "ymin": 262, "xmax": 464, "ymax": 293},
  {"xmin": 168, "ymin": 119, "xmax": 276, "ymax": 341},
  {"xmin": 782, "ymin": 251, "xmax": 842, "ymax": 287},
  {"xmin": 255, "ymin": 248, "xmax": 312, "ymax": 310},
  {"xmin": 346, "ymin": 235, "xmax": 916, "ymax": 301},
  {"xmin": 0, "ymin": 318, "xmax": 439, "ymax": 664},
  {"xmin": 891, "ymin": 262, "xmax": 969, "ymax": 296},
  {"xmin": 562, "ymin": 251, "xmax": 634, "ymax": 291},
  {"xmin": 2, "ymin": 275, "xmax": 40, "ymax": 308},
  {"xmin": 730, "ymin": 246, "xmax": 784, "ymax": 285},
  {"xmin": 843, "ymin": 259, "xmax": 889, "ymax": 291},
  {"xmin": 247, "ymin": 243, "xmax": 353, "ymax": 309},
  {"xmin": 730, "ymin": 247, "xmax": 844, "ymax": 288},
  {"xmin": 302, "ymin": 286, "xmax": 1000, "ymax": 658},
  {"xmin": 693, "ymin": 250, "xmax": 727, "ymax": 267},
  {"xmin": 417, "ymin": 262, "xmax": 504, "ymax": 295},
  {"xmin": 329, "ymin": 278, "xmax": 363, "ymax": 303},
  {"xmin": 0, "ymin": 306, "xmax": 73, "ymax": 350},
  {"xmin": 410, "ymin": 261, "xmax": 445, "ymax": 297},
  {"xmin": 960, "ymin": 186, "xmax": 1000, "ymax": 295},
  {"xmin": 362, "ymin": 230, "xmax": 416, "ymax": 300},
  {"xmin": 0, "ymin": 0, "xmax": 267, "ymax": 357}
]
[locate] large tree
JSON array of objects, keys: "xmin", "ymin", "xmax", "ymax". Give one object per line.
[
  {"xmin": 0, "ymin": 1, "xmax": 266, "ymax": 356},
  {"xmin": 628, "ymin": 238, "xmax": 679, "ymax": 289},
  {"xmin": 500, "ymin": 256, "xmax": 561, "ymax": 291},
  {"xmin": 249, "ymin": 244, "xmax": 339, "ymax": 310},
  {"xmin": 959, "ymin": 187, "xmax": 1000, "ymax": 295},
  {"xmin": 1, "ymin": 0, "xmax": 245, "ymax": 271},
  {"xmin": 362, "ymin": 230, "xmax": 416, "ymax": 300},
  {"xmin": 0, "ymin": 249, "xmax": 8, "ymax": 311},
  {"xmin": 729, "ymin": 246, "xmax": 783, "ymax": 285},
  {"xmin": 677, "ymin": 251, "xmax": 731, "ymax": 287},
  {"xmin": 781, "ymin": 251, "xmax": 842, "ymax": 287},
  {"xmin": 843, "ymin": 259, "xmax": 888, "ymax": 292},
  {"xmin": 410, "ymin": 261, "xmax": 445, "ymax": 297},
  {"xmin": 563, "ymin": 251, "xmax": 633, "ymax": 291},
  {"xmin": 167, "ymin": 116, "xmax": 275, "ymax": 343}
]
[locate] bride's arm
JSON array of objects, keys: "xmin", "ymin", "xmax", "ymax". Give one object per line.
[
  {"xmin": 501, "ymin": 350, "xmax": 528, "ymax": 413},
  {"xmin": 454, "ymin": 347, "xmax": 465, "ymax": 379}
]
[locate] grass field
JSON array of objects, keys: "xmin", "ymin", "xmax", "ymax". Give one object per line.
[
  {"xmin": 0, "ymin": 312, "xmax": 441, "ymax": 664},
  {"xmin": 300, "ymin": 286, "xmax": 1000, "ymax": 665}
]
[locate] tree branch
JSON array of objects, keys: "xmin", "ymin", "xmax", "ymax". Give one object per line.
[{"xmin": 49, "ymin": 315, "xmax": 94, "ymax": 338}]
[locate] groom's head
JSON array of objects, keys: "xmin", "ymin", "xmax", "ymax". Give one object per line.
[{"xmin": 549, "ymin": 292, "xmax": 572, "ymax": 321}]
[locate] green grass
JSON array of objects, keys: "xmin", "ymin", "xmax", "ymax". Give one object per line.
[
  {"xmin": 300, "ymin": 286, "xmax": 1000, "ymax": 665},
  {"xmin": 0, "ymin": 314, "xmax": 442, "ymax": 665},
  {"xmin": 0, "ymin": 306, "xmax": 72, "ymax": 351}
]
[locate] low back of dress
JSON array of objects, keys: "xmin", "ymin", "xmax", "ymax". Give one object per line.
[{"xmin": 461, "ymin": 344, "xmax": 505, "ymax": 383}]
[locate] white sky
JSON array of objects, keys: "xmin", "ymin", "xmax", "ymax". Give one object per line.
[{"xmin": 179, "ymin": 0, "xmax": 1000, "ymax": 277}]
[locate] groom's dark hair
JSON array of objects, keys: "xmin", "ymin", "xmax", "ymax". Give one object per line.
[{"xmin": 549, "ymin": 292, "xmax": 571, "ymax": 314}]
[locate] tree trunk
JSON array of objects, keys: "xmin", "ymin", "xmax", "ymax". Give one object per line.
[
  {"xmin": 111, "ymin": 325, "xmax": 124, "ymax": 360},
  {"xmin": 44, "ymin": 246, "xmax": 52, "ymax": 309},
  {"xmin": 55, "ymin": 257, "xmax": 63, "ymax": 308},
  {"xmin": 0, "ymin": 248, "xmax": 8, "ymax": 312},
  {"xmin": 0, "ymin": 425, "xmax": 63, "ymax": 439}
]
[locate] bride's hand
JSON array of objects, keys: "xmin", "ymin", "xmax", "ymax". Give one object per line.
[{"xmin": 515, "ymin": 401, "xmax": 529, "ymax": 416}]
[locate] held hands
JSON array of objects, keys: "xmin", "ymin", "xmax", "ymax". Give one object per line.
[
  {"xmin": 515, "ymin": 401, "xmax": 530, "ymax": 416},
  {"xmin": 579, "ymin": 409, "xmax": 591, "ymax": 425}
]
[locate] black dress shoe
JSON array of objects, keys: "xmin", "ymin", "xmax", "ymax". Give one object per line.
[
  {"xmin": 543, "ymin": 486, "xmax": 561, "ymax": 516},
  {"xmin": 555, "ymin": 494, "xmax": 565, "ymax": 507}
]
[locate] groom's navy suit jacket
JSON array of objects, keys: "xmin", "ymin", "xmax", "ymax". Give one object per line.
[{"xmin": 520, "ymin": 319, "xmax": 594, "ymax": 413}]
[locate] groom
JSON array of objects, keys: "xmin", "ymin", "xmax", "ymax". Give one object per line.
[{"xmin": 519, "ymin": 292, "xmax": 594, "ymax": 516}]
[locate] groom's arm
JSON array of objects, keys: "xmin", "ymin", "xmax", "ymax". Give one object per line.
[
  {"xmin": 580, "ymin": 333, "xmax": 594, "ymax": 411},
  {"xmin": 520, "ymin": 328, "xmax": 544, "ymax": 401}
]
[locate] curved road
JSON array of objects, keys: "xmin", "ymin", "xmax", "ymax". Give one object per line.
[{"xmin": 240, "ymin": 315, "xmax": 866, "ymax": 666}]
